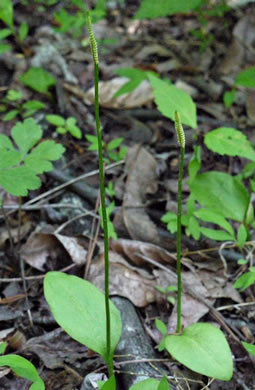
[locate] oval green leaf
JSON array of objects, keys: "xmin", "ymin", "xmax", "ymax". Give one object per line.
[
  {"xmin": 148, "ymin": 74, "xmax": 197, "ymax": 128},
  {"xmin": 204, "ymin": 128, "xmax": 255, "ymax": 161},
  {"xmin": 130, "ymin": 378, "xmax": 160, "ymax": 390},
  {"xmin": 165, "ymin": 323, "xmax": 233, "ymax": 381},
  {"xmin": 44, "ymin": 272, "xmax": 122, "ymax": 362},
  {"xmin": 189, "ymin": 172, "xmax": 249, "ymax": 222}
]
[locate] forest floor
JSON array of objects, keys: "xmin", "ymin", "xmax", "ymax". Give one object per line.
[{"xmin": 1, "ymin": 1, "xmax": 255, "ymax": 389}]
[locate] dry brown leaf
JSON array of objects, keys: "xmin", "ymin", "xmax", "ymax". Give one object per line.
[
  {"xmin": 21, "ymin": 232, "xmax": 59, "ymax": 271},
  {"xmin": 88, "ymin": 251, "xmax": 156, "ymax": 307},
  {"xmin": 54, "ymin": 234, "xmax": 88, "ymax": 265},
  {"xmin": 119, "ymin": 145, "xmax": 160, "ymax": 244},
  {"xmin": 84, "ymin": 77, "xmax": 153, "ymax": 109},
  {"xmin": 111, "ymin": 238, "xmax": 176, "ymax": 268},
  {"xmin": 21, "ymin": 229, "xmax": 89, "ymax": 270}
]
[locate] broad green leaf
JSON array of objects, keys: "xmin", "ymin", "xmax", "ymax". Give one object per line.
[
  {"xmin": 158, "ymin": 377, "xmax": 170, "ymax": 390},
  {"xmin": 187, "ymin": 216, "xmax": 200, "ymax": 240},
  {"xmin": 188, "ymin": 145, "xmax": 201, "ymax": 182},
  {"xmin": 46, "ymin": 114, "xmax": 65, "ymax": 127},
  {"xmin": 107, "ymin": 138, "xmax": 123, "ymax": 151},
  {"xmin": 20, "ymin": 67, "xmax": 56, "ymax": 93},
  {"xmin": 0, "ymin": 0, "xmax": 13, "ymax": 27},
  {"xmin": 155, "ymin": 319, "xmax": 167, "ymax": 336},
  {"xmin": 3, "ymin": 109, "xmax": 19, "ymax": 121},
  {"xmin": 165, "ymin": 323, "xmax": 233, "ymax": 381},
  {"xmin": 237, "ymin": 224, "xmax": 247, "ymax": 248},
  {"xmin": 148, "ymin": 74, "xmax": 197, "ymax": 128},
  {"xmin": 66, "ymin": 117, "xmax": 82, "ymax": 139},
  {"xmin": 0, "ymin": 354, "xmax": 44, "ymax": 390},
  {"xmin": 194, "ymin": 208, "xmax": 234, "ymax": 236},
  {"xmin": 135, "ymin": 0, "xmax": 201, "ymax": 19},
  {"xmin": 204, "ymin": 128, "xmax": 255, "ymax": 161},
  {"xmin": 241, "ymin": 342, "xmax": 255, "ymax": 356},
  {"xmin": 18, "ymin": 22, "xmax": 29, "ymax": 42},
  {"xmin": 130, "ymin": 378, "xmax": 160, "ymax": 390},
  {"xmin": 223, "ymin": 90, "xmax": 236, "ymax": 108},
  {"xmin": 0, "ymin": 43, "xmax": 11, "ymax": 53},
  {"xmin": 189, "ymin": 172, "xmax": 249, "ymax": 221},
  {"xmin": 114, "ymin": 68, "xmax": 148, "ymax": 97},
  {"xmin": 23, "ymin": 100, "xmax": 45, "ymax": 117},
  {"xmin": 25, "ymin": 141, "xmax": 65, "ymax": 173},
  {"xmin": 11, "ymin": 118, "xmax": 42, "ymax": 156},
  {"xmin": 0, "ymin": 28, "xmax": 12, "ymax": 40},
  {"xmin": 0, "ymin": 149, "xmax": 22, "ymax": 169},
  {"xmin": 0, "ymin": 166, "xmax": 41, "ymax": 196},
  {"xmin": 44, "ymin": 272, "xmax": 122, "ymax": 362},
  {"xmin": 233, "ymin": 271, "xmax": 255, "ymax": 291},
  {"xmin": 161, "ymin": 211, "xmax": 177, "ymax": 234},
  {"xmin": 23, "ymin": 100, "xmax": 45, "ymax": 110},
  {"xmin": 0, "ymin": 342, "xmax": 7, "ymax": 354},
  {"xmin": 199, "ymin": 227, "xmax": 234, "ymax": 241},
  {"xmin": 235, "ymin": 67, "xmax": 255, "ymax": 88},
  {"xmin": 100, "ymin": 376, "xmax": 116, "ymax": 390},
  {"xmin": 245, "ymin": 202, "xmax": 254, "ymax": 225},
  {"xmin": 0, "ymin": 134, "xmax": 14, "ymax": 150},
  {"xmin": 6, "ymin": 89, "xmax": 23, "ymax": 101}
]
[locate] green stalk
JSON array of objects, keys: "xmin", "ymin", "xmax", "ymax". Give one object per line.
[
  {"xmin": 175, "ymin": 111, "xmax": 185, "ymax": 334},
  {"xmin": 87, "ymin": 12, "xmax": 113, "ymax": 376}
]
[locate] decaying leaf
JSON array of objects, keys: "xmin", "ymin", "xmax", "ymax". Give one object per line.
[
  {"xmin": 115, "ymin": 145, "xmax": 161, "ymax": 244},
  {"xmin": 21, "ymin": 227, "xmax": 90, "ymax": 271},
  {"xmin": 88, "ymin": 250, "xmax": 156, "ymax": 307},
  {"xmin": 83, "ymin": 77, "xmax": 153, "ymax": 109}
]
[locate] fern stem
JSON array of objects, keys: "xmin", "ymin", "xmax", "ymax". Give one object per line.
[
  {"xmin": 87, "ymin": 12, "xmax": 113, "ymax": 376},
  {"xmin": 175, "ymin": 112, "xmax": 185, "ymax": 333}
]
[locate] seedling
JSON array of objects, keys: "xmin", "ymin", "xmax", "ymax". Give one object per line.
[
  {"xmin": 0, "ymin": 118, "xmax": 65, "ymax": 197},
  {"xmin": 85, "ymin": 134, "xmax": 127, "ymax": 162},
  {"xmin": 155, "ymin": 285, "xmax": 177, "ymax": 305},
  {"xmin": 20, "ymin": 67, "xmax": 56, "ymax": 94},
  {"xmin": 46, "ymin": 114, "xmax": 82, "ymax": 139},
  {"xmin": 0, "ymin": 89, "xmax": 45, "ymax": 121},
  {"xmin": 224, "ymin": 66, "xmax": 255, "ymax": 108},
  {"xmin": 0, "ymin": 0, "xmax": 29, "ymax": 53}
]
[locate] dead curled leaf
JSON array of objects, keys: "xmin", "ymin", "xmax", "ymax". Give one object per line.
[
  {"xmin": 83, "ymin": 77, "xmax": 153, "ymax": 109},
  {"xmin": 88, "ymin": 250, "xmax": 156, "ymax": 307},
  {"xmin": 114, "ymin": 145, "xmax": 161, "ymax": 244},
  {"xmin": 21, "ymin": 227, "xmax": 90, "ymax": 271}
]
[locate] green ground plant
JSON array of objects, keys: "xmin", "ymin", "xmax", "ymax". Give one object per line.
[
  {"xmin": 43, "ymin": 12, "xmax": 234, "ymax": 390},
  {"xmin": 46, "ymin": 114, "xmax": 82, "ymax": 139},
  {"xmin": 0, "ymin": 119, "xmax": 64, "ymax": 389},
  {"xmin": 0, "ymin": 89, "xmax": 45, "ymax": 121},
  {"xmin": 0, "ymin": 0, "xmax": 28, "ymax": 53},
  {"xmin": 224, "ymin": 66, "xmax": 255, "ymax": 108}
]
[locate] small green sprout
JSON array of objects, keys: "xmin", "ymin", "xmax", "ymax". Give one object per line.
[{"xmin": 46, "ymin": 115, "xmax": 82, "ymax": 139}]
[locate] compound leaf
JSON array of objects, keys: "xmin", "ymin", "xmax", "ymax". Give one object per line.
[
  {"xmin": 0, "ymin": 166, "xmax": 41, "ymax": 196},
  {"xmin": 11, "ymin": 118, "xmax": 42, "ymax": 156}
]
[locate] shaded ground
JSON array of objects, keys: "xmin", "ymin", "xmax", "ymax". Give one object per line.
[{"xmin": 0, "ymin": 1, "xmax": 255, "ymax": 389}]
